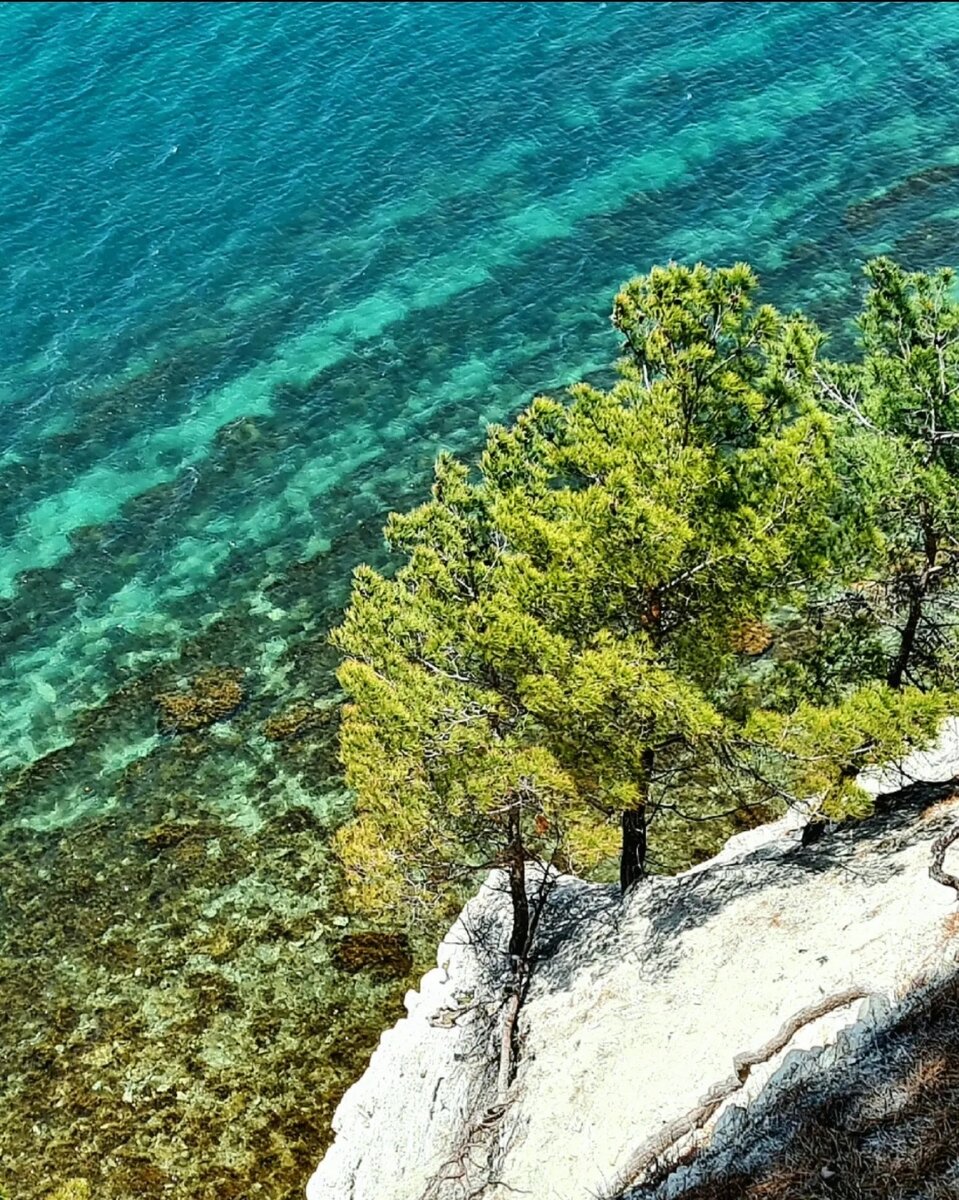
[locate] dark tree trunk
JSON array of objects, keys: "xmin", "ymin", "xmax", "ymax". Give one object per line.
[
  {"xmin": 620, "ymin": 808, "xmax": 647, "ymax": 893},
  {"xmin": 888, "ymin": 588, "xmax": 924, "ymax": 690},
  {"xmin": 620, "ymin": 747, "xmax": 654, "ymax": 893},
  {"xmin": 801, "ymin": 820, "xmax": 827, "ymax": 847},
  {"xmin": 889, "ymin": 518, "xmax": 937, "ymax": 690},
  {"xmin": 506, "ymin": 807, "xmax": 529, "ymax": 961}
]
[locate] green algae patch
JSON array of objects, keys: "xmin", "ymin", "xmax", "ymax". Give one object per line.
[
  {"xmin": 262, "ymin": 701, "xmax": 337, "ymax": 743},
  {"xmin": 47, "ymin": 1183, "xmax": 91, "ymax": 1200},
  {"xmin": 154, "ymin": 668, "xmax": 245, "ymax": 734},
  {"xmin": 0, "ymin": 632, "xmax": 412, "ymax": 1200},
  {"xmin": 0, "ymin": 776, "xmax": 411, "ymax": 1200}
]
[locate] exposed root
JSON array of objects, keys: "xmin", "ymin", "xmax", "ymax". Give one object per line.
[
  {"xmin": 607, "ymin": 988, "xmax": 870, "ymax": 1197},
  {"xmin": 930, "ymin": 824, "xmax": 959, "ymax": 899},
  {"xmin": 419, "ymin": 865, "xmax": 557, "ymax": 1200},
  {"xmin": 629, "ymin": 969, "xmax": 959, "ymax": 1200}
]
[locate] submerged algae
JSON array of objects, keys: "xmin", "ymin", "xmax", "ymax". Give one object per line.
[
  {"xmin": 0, "ymin": 750, "xmax": 413, "ymax": 1199},
  {"xmin": 154, "ymin": 669, "xmax": 245, "ymax": 734},
  {"xmin": 0, "ymin": 584, "xmax": 414, "ymax": 1200},
  {"xmin": 47, "ymin": 1182, "xmax": 91, "ymax": 1200}
]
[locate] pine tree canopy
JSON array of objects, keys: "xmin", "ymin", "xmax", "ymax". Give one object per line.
[{"xmin": 331, "ymin": 260, "xmax": 959, "ymax": 933}]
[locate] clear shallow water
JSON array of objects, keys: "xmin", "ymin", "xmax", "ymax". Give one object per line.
[
  {"xmin": 7, "ymin": 1, "xmax": 959, "ymax": 772},
  {"xmin": 5, "ymin": 3, "xmax": 959, "ymax": 1196}
]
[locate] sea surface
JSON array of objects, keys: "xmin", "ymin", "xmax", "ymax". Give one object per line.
[{"xmin": 4, "ymin": 3, "xmax": 959, "ymax": 1196}]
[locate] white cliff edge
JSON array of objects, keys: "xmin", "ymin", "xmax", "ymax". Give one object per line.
[{"xmin": 307, "ymin": 724, "xmax": 959, "ymax": 1200}]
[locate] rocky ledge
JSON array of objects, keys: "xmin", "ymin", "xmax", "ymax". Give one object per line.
[{"xmin": 307, "ymin": 732, "xmax": 959, "ymax": 1200}]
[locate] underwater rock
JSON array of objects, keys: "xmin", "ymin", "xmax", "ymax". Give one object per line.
[
  {"xmin": 262, "ymin": 701, "xmax": 335, "ymax": 742},
  {"xmin": 843, "ymin": 161, "xmax": 959, "ymax": 230},
  {"xmin": 262, "ymin": 805, "xmax": 327, "ymax": 837},
  {"xmin": 333, "ymin": 932, "xmax": 414, "ymax": 980},
  {"xmin": 154, "ymin": 669, "xmax": 244, "ymax": 734},
  {"xmin": 0, "ymin": 769, "xmax": 410, "ymax": 1200},
  {"xmin": 729, "ymin": 618, "xmax": 773, "ymax": 657},
  {"xmin": 67, "ymin": 523, "xmax": 107, "ymax": 551},
  {"xmin": 215, "ymin": 415, "xmax": 263, "ymax": 447},
  {"xmin": 136, "ymin": 819, "xmax": 209, "ymax": 851}
]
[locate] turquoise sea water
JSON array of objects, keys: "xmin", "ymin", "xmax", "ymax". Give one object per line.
[{"xmin": 5, "ymin": 3, "xmax": 959, "ymax": 1196}]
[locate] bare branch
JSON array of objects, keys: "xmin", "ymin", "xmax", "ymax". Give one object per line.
[{"xmin": 930, "ymin": 823, "xmax": 959, "ymax": 899}]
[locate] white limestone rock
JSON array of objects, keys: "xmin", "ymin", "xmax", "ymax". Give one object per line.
[{"xmin": 307, "ymin": 777, "xmax": 959, "ymax": 1200}]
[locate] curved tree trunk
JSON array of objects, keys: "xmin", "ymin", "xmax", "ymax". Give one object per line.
[
  {"xmin": 888, "ymin": 587, "xmax": 925, "ymax": 689},
  {"xmin": 888, "ymin": 517, "xmax": 937, "ymax": 690}
]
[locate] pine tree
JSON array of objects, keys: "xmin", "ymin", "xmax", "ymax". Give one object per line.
[
  {"xmin": 332, "ymin": 454, "xmax": 616, "ymax": 958},
  {"xmin": 818, "ymin": 257, "xmax": 959, "ymax": 690},
  {"xmin": 736, "ymin": 258, "xmax": 959, "ymax": 814},
  {"xmin": 744, "ymin": 682, "xmax": 949, "ymax": 820},
  {"xmin": 332, "ymin": 264, "xmax": 839, "ymax": 940}
]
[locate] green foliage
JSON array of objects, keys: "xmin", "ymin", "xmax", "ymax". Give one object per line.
[
  {"xmin": 725, "ymin": 257, "xmax": 959, "ymax": 821},
  {"xmin": 817, "ymin": 257, "xmax": 959, "ymax": 690},
  {"xmin": 47, "ymin": 1182, "xmax": 91, "ymax": 1200},
  {"xmin": 745, "ymin": 683, "xmax": 950, "ymax": 819},
  {"xmin": 480, "ymin": 263, "xmax": 838, "ymax": 707},
  {"xmin": 332, "ymin": 263, "xmax": 843, "ymax": 914},
  {"xmin": 332, "ymin": 453, "xmax": 620, "ymax": 927},
  {"xmin": 331, "ymin": 257, "xmax": 959, "ymax": 927}
]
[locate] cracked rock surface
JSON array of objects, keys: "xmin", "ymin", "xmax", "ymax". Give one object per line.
[{"xmin": 308, "ymin": 738, "xmax": 959, "ymax": 1200}]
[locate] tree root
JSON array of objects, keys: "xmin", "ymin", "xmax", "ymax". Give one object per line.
[
  {"xmin": 930, "ymin": 824, "xmax": 959, "ymax": 898},
  {"xmin": 606, "ymin": 987, "xmax": 870, "ymax": 1198},
  {"xmin": 419, "ymin": 865, "xmax": 557, "ymax": 1200},
  {"xmin": 418, "ymin": 1100, "xmax": 513, "ymax": 1200}
]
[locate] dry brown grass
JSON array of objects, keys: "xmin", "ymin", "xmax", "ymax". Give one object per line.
[
  {"xmin": 899, "ymin": 1052, "xmax": 948, "ymax": 1100},
  {"xmin": 920, "ymin": 794, "xmax": 959, "ymax": 825}
]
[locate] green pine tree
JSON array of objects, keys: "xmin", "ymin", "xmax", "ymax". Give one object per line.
[
  {"xmin": 734, "ymin": 258, "xmax": 959, "ymax": 815},
  {"xmin": 332, "ymin": 263, "xmax": 841, "ymax": 953},
  {"xmin": 821, "ymin": 257, "xmax": 959, "ymax": 690}
]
